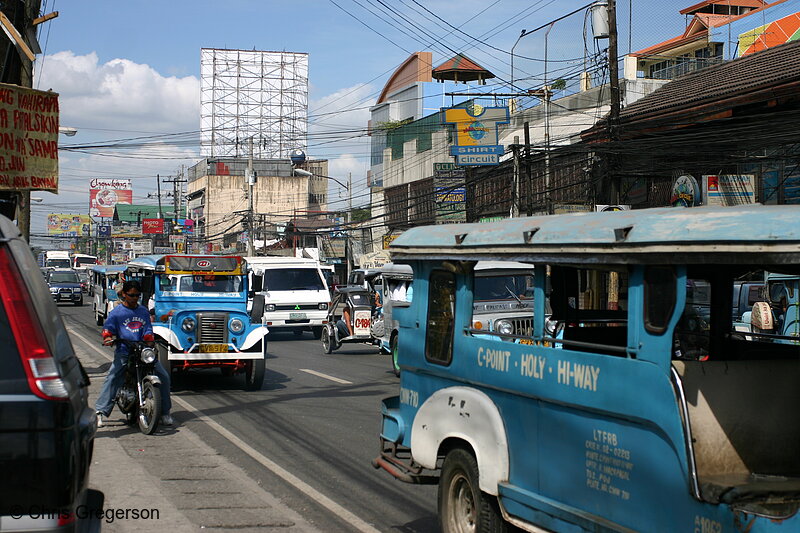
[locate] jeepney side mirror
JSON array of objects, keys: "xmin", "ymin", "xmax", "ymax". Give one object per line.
[
  {"xmin": 251, "ymin": 274, "xmax": 263, "ymax": 293},
  {"xmin": 140, "ymin": 276, "xmax": 154, "ymax": 294}
]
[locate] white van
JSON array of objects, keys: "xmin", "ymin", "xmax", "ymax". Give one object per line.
[{"xmin": 246, "ymin": 256, "xmax": 330, "ymax": 338}]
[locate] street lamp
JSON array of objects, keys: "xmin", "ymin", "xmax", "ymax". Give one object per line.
[{"xmin": 510, "ymin": 29, "xmax": 528, "ymax": 89}]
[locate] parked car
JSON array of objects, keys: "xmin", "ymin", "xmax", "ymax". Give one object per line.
[
  {"xmin": 46, "ymin": 268, "xmax": 84, "ymax": 306},
  {"xmin": 0, "ymin": 214, "xmax": 97, "ymax": 531}
]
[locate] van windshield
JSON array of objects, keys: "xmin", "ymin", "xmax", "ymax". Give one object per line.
[
  {"xmin": 47, "ymin": 259, "xmax": 71, "ymax": 268},
  {"xmin": 474, "ymin": 274, "xmax": 534, "ymax": 301},
  {"xmin": 263, "ymin": 268, "xmax": 324, "ymax": 291}
]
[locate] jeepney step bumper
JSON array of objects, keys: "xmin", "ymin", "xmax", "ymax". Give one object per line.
[{"xmin": 372, "ymin": 396, "xmax": 437, "ymax": 485}]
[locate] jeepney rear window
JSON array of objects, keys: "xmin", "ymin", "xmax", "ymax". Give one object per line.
[{"xmin": 425, "ymin": 270, "xmax": 456, "ymax": 365}]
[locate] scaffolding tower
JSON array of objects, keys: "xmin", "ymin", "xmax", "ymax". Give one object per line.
[{"xmin": 200, "ymin": 48, "xmax": 308, "ymax": 159}]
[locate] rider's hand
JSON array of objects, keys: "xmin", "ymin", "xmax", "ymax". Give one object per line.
[
  {"xmin": 101, "ymin": 330, "xmax": 114, "ymax": 346},
  {"xmin": 143, "ymin": 333, "xmax": 155, "ymax": 348}
]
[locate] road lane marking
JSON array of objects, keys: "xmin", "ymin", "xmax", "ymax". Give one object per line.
[
  {"xmin": 299, "ymin": 368, "xmax": 352, "ymax": 384},
  {"xmin": 66, "ymin": 327, "xmax": 380, "ymax": 533}
]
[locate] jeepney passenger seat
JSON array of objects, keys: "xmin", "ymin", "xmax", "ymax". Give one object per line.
[{"xmin": 673, "ymin": 359, "xmax": 800, "ymax": 504}]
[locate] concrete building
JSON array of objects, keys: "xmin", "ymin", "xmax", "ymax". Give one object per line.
[{"xmin": 186, "ymin": 158, "xmax": 328, "ymax": 253}]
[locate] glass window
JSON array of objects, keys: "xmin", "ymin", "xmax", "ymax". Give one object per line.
[
  {"xmin": 263, "ymin": 268, "xmax": 324, "ymax": 291},
  {"xmin": 425, "ymin": 270, "xmax": 456, "ymax": 365},
  {"xmin": 644, "ymin": 267, "xmax": 676, "ymax": 334}
]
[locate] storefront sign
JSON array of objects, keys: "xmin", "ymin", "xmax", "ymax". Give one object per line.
[
  {"xmin": 142, "ymin": 218, "xmax": 164, "ymax": 234},
  {"xmin": 670, "ymin": 175, "xmax": 700, "ymax": 207},
  {"xmin": 443, "ymin": 104, "xmax": 509, "ymax": 167},
  {"xmin": 89, "ymin": 178, "xmax": 133, "ymax": 217},
  {"xmin": 0, "ymin": 83, "xmax": 59, "ymax": 191}
]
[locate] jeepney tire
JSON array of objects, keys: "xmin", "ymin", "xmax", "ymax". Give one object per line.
[
  {"xmin": 438, "ymin": 447, "xmax": 507, "ymax": 533},
  {"xmin": 321, "ymin": 326, "xmax": 334, "ymax": 354},
  {"xmin": 243, "ymin": 359, "xmax": 265, "ymax": 391},
  {"xmin": 391, "ymin": 334, "xmax": 400, "ymax": 377},
  {"xmin": 157, "ymin": 343, "xmax": 172, "ymax": 375},
  {"xmin": 312, "ymin": 326, "xmax": 323, "ymax": 339}
]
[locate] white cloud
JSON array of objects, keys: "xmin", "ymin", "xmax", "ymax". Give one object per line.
[{"xmin": 38, "ymin": 51, "xmax": 199, "ymax": 133}]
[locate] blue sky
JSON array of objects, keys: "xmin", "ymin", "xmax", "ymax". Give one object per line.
[{"xmin": 30, "ymin": 0, "xmax": 691, "ymax": 241}]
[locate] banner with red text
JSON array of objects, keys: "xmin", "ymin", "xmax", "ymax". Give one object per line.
[
  {"xmin": 89, "ymin": 178, "xmax": 133, "ymax": 217},
  {"xmin": 0, "ymin": 83, "xmax": 59, "ymax": 191}
]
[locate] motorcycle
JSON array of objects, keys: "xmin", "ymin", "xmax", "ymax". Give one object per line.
[{"xmin": 111, "ymin": 338, "xmax": 163, "ymax": 435}]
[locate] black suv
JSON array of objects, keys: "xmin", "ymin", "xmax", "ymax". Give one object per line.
[
  {"xmin": 46, "ymin": 268, "xmax": 84, "ymax": 306},
  {"xmin": 0, "ymin": 215, "xmax": 96, "ymax": 531}
]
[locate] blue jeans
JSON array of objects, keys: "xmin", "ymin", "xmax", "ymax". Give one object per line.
[{"xmin": 95, "ymin": 350, "xmax": 172, "ymax": 417}]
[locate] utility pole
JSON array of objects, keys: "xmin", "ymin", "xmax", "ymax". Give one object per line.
[
  {"xmin": 511, "ymin": 139, "xmax": 520, "ymax": 218},
  {"xmin": 346, "ymin": 172, "xmax": 352, "ymax": 277},
  {"xmin": 156, "ymin": 175, "xmax": 163, "ymax": 219},
  {"xmin": 607, "ymin": 0, "xmax": 621, "ymax": 204},
  {"xmin": 246, "ymin": 137, "xmax": 255, "ymax": 256}
]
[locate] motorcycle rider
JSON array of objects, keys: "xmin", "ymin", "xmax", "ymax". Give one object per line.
[{"xmin": 95, "ymin": 279, "xmax": 173, "ymax": 428}]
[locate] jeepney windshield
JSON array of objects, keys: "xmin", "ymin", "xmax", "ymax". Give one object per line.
[
  {"xmin": 474, "ymin": 274, "xmax": 533, "ymax": 301},
  {"xmin": 165, "ymin": 274, "xmax": 243, "ymax": 293}
]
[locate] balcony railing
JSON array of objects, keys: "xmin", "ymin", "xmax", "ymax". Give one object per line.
[{"xmin": 650, "ymin": 57, "xmax": 724, "ymax": 80}]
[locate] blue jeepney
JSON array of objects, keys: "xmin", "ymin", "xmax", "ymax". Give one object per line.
[
  {"xmin": 90, "ymin": 264, "xmax": 126, "ymax": 326},
  {"xmin": 373, "ymin": 205, "xmax": 800, "ymax": 532},
  {"xmin": 126, "ymin": 254, "xmax": 268, "ymax": 390}
]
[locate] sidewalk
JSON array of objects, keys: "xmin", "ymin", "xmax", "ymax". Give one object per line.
[{"xmin": 74, "ymin": 330, "xmax": 320, "ymax": 532}]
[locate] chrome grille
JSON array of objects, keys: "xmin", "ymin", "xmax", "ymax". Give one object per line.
[
  {"xmin": 511, "ymin": 318, "xmax": 533, "ymax": 337},
  {"xmin": 197, "ymin": 312, "xmax": 228, "ymax": 343}
]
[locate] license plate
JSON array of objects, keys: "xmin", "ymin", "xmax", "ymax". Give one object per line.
[
  {"xmin": 353, "ymin": 310, "xmax": 371, "ymax": 336},
  {"xmin": 289, "ymin": 312, "xmax": 307, "ymax": 320},
  {"xmin": 199, "ymin": 343, "xmax": 228, "ymax": 353},
  {"xmin": 519, "ymin": 338, "xmax": 535, "ymax": 345}
]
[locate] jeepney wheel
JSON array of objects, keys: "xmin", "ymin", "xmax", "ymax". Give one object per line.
[
  {"xmin": 312, "ymin": 326, "xmax": 323, "ymax": 339},
  {"xmin": 439, "ymin": 447, "xmax": 506, "ymax": 533},
  {"xmin": 243, "ymin": 359, "xmax": 265, "ymax": 391},
  {"xmin": 321, "ymin": 326, "xmax": 334, "ymax": 354},
  {"xmin": 391, "ymin": 334, "xmax": 400, "ymax": 377}
]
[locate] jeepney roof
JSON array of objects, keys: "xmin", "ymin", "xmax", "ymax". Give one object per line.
[
  {"xmin": 90, "ymin": 265, "xmax": 127, "ymax": 274},
  {"xmin": 389, "ymin": 205, "xmax": 800, "ymax": 265}
]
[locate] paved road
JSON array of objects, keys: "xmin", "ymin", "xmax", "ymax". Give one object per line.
[{"xmin": 61, "ymin": 302, "xmax": 439, "ymax": 532}]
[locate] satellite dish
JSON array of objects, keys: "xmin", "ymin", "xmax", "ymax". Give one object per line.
[{"xmin": 290, "ymin": 149, "xmax": 306, "ymax": 164}]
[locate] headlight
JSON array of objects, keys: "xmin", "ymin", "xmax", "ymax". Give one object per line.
[
  {"xmin": 49, "ymin": 287, "xmax": 58, "ymax": 293},
  {"xmin": 496, "ymin": 320, "xmax": 514, "ymax": 335},
  {"xmin": 73, "ymin": 287, "xmax": 82, "ymax": 293},
  {"xmin": 229, "ymin": 318, "xmax": 244, "ymax": 333},
  {"xmin": 264, "ymin": 304, "xmax": 276, "ymax": 312},
  {"xmin": 140, "ymin": 347, "xmax": 157, "ymax": 364},
  {"xmin": 318, "ymin": 303, "xmax": 328, "ymax": 310},
  {"xmin": 181, "ymin": 317, "xmax": 196, "ymax": 332}
]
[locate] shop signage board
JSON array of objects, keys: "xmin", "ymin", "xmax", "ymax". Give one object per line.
[
  {"xmin": 443, "ymin": 103, "xmax": 509, "ymax": 167},
  {"xmin": 89, "ymin": 178, "xmax": 132, "ymax": 217},
  {"xmin": 0, "ymin": 83, "xmax": 59, "ymax": 191},
  {"xmin": 47, "ymin": 214, "xmax": 91, "ymax": 236}
]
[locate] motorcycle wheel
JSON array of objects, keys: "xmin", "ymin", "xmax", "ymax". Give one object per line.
[
  {"xmin": 138, "ymin": 381, "xmax": 161, "ymax": 435},
  {"xmin": 321, "ymin": 326, "xmax": 333, "ymax": 354},
  {"xmin": 243, "ymin": 359, "xmax": 265, "ymax": 391}
]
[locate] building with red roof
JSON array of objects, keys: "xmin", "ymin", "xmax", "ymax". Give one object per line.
[{"xmin": 623, "ymin": 0, "xmax": 799, "ymax": 81}]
